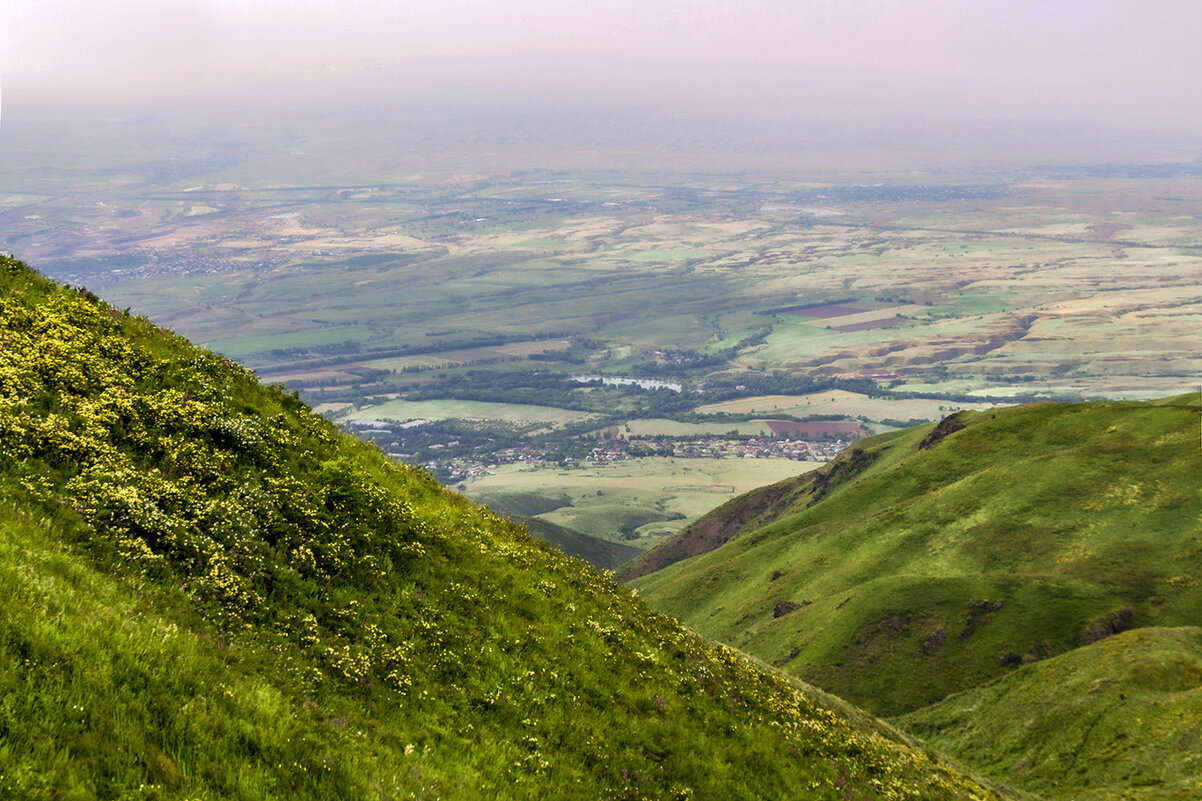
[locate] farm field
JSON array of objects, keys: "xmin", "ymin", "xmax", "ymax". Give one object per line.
[
  {"xmin": 337, "ymin": 398, "xmax": 596, "ymax": 427},
  {"xmin": 621, "ymin": 418, "xmax": 775, "ymax": 437},
  {"xmin": 697, "ymin": 390, "xmax": 1000, "ymax": 424},
  {"xmin": 463, "ymin": 456, "xmax": 818, "ymax": 550},
  {"xmin": 267, "ymin": 338, "xmax": 576, "ymax": 384}
]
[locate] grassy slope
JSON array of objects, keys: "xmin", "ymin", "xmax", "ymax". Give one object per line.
[
  {"xmin": 469, "ymin": 490, "xmax": 643, "ymax": 570},
  {"xmin": 897, "ymin": 626, "xmax": 1202, "ymax": 800},
  {"xmin": 518, "ymin": 517, "xmax": 642, "ymax": 571},
  {"xmin": 632, "ymin": 398, "xmax": 1202, "ymax": 717},
  {"xmin": 0, "ymin": 256, "xmax": 1008, "ymax": 800}
]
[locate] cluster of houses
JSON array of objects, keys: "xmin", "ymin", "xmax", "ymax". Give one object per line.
[
  {"xmin": 423, "ymin": 436, "xmax": 856, "ymax": 484},
  {"xmin": 585, "ymin": 436, "xmax": 848, "ymax": 463}
]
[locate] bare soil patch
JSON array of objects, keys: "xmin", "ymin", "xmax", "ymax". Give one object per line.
[{"xmin": 765, "ymin": 420, "xmax": 869, "ymax": 438}]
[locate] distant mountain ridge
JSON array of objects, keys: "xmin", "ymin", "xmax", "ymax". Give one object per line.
[{"xmin": 0, "ymin": 255, "xmax": 1008, "ymax": 799}]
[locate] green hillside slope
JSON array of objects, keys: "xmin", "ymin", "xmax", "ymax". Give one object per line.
[
  {"xmin": 0, "ymin": 255, "xmax": 1009, "ymax": 799},
  {"xmin": 618, "ymin": 466, "xmax": 829, "ymax": 582},
  {"xmin": 519, "ymin": 516, "xmax": 642, "ymax": 571},
  {"xmin": 898, "ymin": 626, "xmax": 1202, "ymax": 800},
  {"xmin": 470, "ymin": 491, "xmax": 642, "ymax": 570},
  {"xmin": 632, "ymin": 396, "xmax": 1202, "ymax": 717}
]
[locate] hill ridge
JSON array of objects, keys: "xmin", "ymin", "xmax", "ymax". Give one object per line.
[
  {"xmin": 0, "ymin": 255, "xmax": 1008, "ymax": 799},
  {"xmin": 632, "ymin": 394, "xmax": 1202, "ymax": 716}
]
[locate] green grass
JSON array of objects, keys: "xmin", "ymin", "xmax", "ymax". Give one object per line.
[
  {"xmin": 540, "ymin": 504, "xmax": 670, "ymax": 541},
  {"xmin": 0, "ymin": 496, "xmax": 406, "ymax": 800},
  {"xmin": 471, "ymin": 491, "xmax": 644, "ymax": 570},
  {"xmin": 517, "ymin": 517, "xmax": 643, "ymax": 571},
  {"xmin": 471, "ymin": 490, "xmax": 576, "ymax": 518},
  {"xmin": 0, "ymin": 256, "xmax": 1010, "ymax": 800},
  {"xmin": 632, "ymin": 396, "xmax": 1202, "ymax": 717},
  {"xmin": 897, "ymin": 626, "xmax": 1202, "ymax": 800}
]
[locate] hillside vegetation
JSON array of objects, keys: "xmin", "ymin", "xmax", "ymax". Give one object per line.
[
  {"xmin": 632, "ymin": 396, "xmax": 1202, "ymax": 717},
  {"xmin": 898, "ymin": 626, "xmax": 1202, "ymax": 800},
  {"xmin": 0, "ymin": 254, "xmax": 1009, "ymax": 799}
]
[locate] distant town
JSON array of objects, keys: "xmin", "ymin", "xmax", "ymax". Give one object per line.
[{"xmin": 346, "ymin": 418, "xmax": 852, "ymax": 485}]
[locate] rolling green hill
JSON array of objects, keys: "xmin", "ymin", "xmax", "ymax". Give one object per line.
[
  {"xmin": 631, "ymin": 396, "xmax": 1202, "ymax": 718},
  {"xmin": 898, "ymin": 626, "xmax": 1202, "ymax": 800},
  {"xmin": 0, "ymin": 255, "xmax": 1009, "ymax": 799}
]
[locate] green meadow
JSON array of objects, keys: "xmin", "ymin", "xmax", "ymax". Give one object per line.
[{"xmin": 898, "ymin": 626, "xmax": 1202, "ymax": 799}]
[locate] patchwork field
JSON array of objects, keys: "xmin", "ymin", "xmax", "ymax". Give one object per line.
[{"xmin": 16, "ymin": 169, "xmax": 1193, "ymax": 408}]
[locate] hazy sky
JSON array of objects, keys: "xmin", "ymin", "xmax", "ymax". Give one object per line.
[{"xmin": 3, "ymin": 0, "xmax": 1201, "ymax": 129}]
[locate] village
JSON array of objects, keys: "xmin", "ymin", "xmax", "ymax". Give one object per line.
[{"xmin": 418, "ymin": 434, "xmax": 851, "ymax": 485}]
